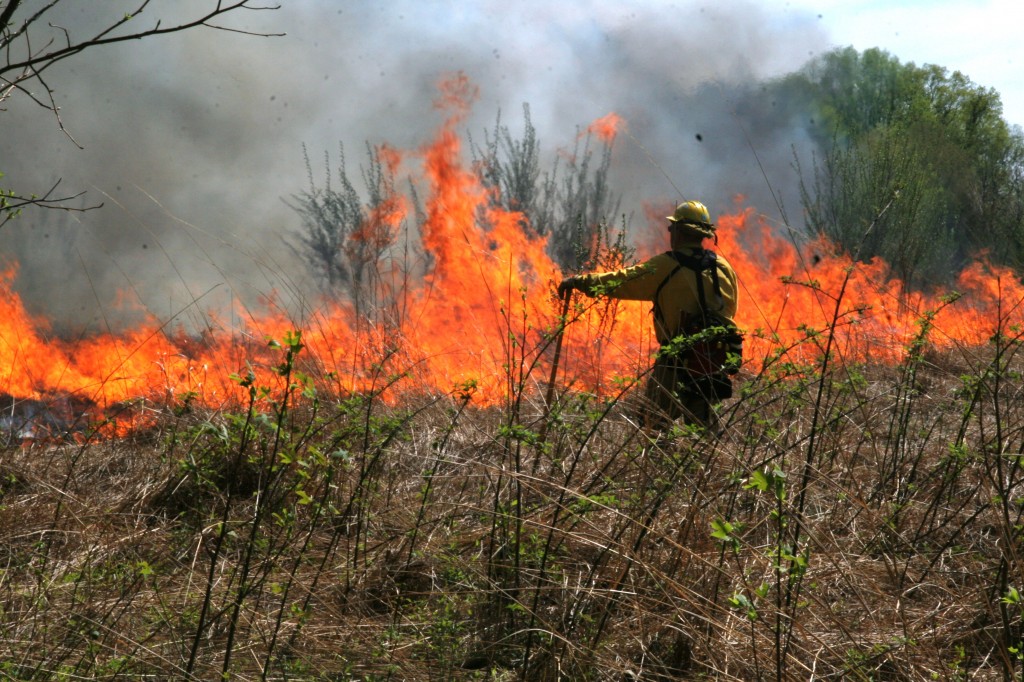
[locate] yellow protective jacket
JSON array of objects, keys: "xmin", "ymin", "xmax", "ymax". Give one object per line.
[{"xmin": 575, "ymin": 244, "xmax": 739, "ymax": 346}]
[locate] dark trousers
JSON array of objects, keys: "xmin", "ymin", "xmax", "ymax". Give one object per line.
[{"xmin": 640, "ymin": 355, "xmax": 724, "ymax": 432}]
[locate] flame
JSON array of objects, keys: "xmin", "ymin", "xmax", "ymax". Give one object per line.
[
  {"xmin": 432, "ymin": 70, "xmax": 479, "ymax": 121},
  {"xmin": 585, "ymin": 112, "xmax": 625, "ymax": 143},
  {"xmin": 3, "ymin": 79, "xmax": 1024, "ymax": 437}
]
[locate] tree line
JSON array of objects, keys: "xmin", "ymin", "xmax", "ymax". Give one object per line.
[{"xmin": 779, "ymin": 47, "xmax": 1024, "ymax": 289}]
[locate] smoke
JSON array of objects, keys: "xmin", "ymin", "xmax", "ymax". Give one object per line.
[{"xmin": 0, "ymin": 0, "xmax": 833, "ymax": 332}]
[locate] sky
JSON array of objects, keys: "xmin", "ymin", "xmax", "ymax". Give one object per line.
[
  {"xmin": 1, "ymin": 0, "xmax": 1020, "ymax": 331},
  {"xmin": 792, "ymin": 0, "xmax": 1022, "ymax": 126}
]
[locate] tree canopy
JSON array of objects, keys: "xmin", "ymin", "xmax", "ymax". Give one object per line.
[{"xmin": 780, "ymin": 47, "xmax": 1024, "ymax": 288}]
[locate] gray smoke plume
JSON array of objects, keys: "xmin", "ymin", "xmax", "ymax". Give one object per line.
[{"xmin": 0, "ymin": 0, "xmax": 833, "ymax": 333}]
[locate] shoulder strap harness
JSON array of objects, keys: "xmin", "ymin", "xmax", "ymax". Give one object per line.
[{"xmin": 652, "ymin": 248, "xmax": 724, "ymax": 334}]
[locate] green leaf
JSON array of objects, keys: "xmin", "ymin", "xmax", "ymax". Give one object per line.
[{"xmin": 746, "ymin": 470, "xmax": 770, "ymax": 492}]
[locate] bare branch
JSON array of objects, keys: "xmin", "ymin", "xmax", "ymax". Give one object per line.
[
  {"xmin": 0, "ymin": 0, "xmax": 60, "ymax": 51},
  {"xmin": 199, "ymin": 22, "xmax": 281, "ymax": 37},
  {"xmin": 0, "ymin": 1, "xmax": 22, "ymax": 37},
  {"xmin": 34, "ymin": 66, "xmax": 81, "ymax": 147},
  {"xmin": 2, "ymin": 2, "xmax": 282, "ymax": 82},
  {"xmin": 1, "ymin": 178, "xmax": 102, "ymax": 229},
  {"xmin": 1, "ymin": 1, "xmax": 281, "ymax": 228}
]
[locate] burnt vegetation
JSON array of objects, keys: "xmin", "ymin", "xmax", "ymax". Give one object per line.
[{"xmin": 286, "ymin": 104, "xmax": 624, "ymax": 315}]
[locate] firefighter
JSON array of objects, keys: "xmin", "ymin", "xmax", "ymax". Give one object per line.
[{"xmin": 557, "ymin": 200, "xmax": 740, "ymax": 432}]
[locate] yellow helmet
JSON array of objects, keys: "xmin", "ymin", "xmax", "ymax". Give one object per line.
[{"xmin": 667, "ymin": 200, "xmax": 712, "ymax": 226}]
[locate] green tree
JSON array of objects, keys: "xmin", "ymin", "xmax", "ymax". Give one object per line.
[
  {"xmin": 783, "ymin": 47, "xmax": 1024, "ymax": 284},
  {"xmin": 802, "ymin": 47, "xmax": 928, "ymax": 140},
  {"xmin": 799, "ymin": 124, "xmax": 951, "ymax": 289},
  {"xmin": 918, "ymin": 65, "xmax": 1024, "ymax": 264}
]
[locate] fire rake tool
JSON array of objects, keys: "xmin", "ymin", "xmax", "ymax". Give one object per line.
[
  {"xmin": 543, "ymin": 290, "xmax": 572, "ymax": 409},
  {"xmin": 535, "ymin": 290, "xmax": 573, "ymax": 459}
]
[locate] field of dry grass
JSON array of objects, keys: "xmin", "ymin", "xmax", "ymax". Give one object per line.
[{"xmin": 2, "ymin": 328, "xmax": 1024, "ymax": 680}]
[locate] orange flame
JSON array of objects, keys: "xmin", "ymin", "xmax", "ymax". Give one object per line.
[
  {"xmin": 585, "ymin": 112, "xmax": 625, "ymax": 143},
  {"xmin": 715, "ymin": 204, "xmax": 1024, "ymax": 369},
  {"xmin": 3, "ymin": 80, "xmax": 1024, "ymax": 437},
  {"xmin": 432, "ymin": 70, "xmax": 479, "ymax": 123}
]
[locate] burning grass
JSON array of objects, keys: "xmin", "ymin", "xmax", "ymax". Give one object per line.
[{"xmin": 2, "ymin": 332, "xmax": 1023, "ymax": 680}]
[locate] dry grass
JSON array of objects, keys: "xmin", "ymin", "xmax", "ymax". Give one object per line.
[{"xmin": 1, "ymin": 338, "xmax": 1023, "ymax": 680}]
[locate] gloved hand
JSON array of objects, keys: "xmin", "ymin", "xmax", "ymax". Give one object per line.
[{"xmin": 557, "ymin": 276, "xmax": 581, "ymax": 298}]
